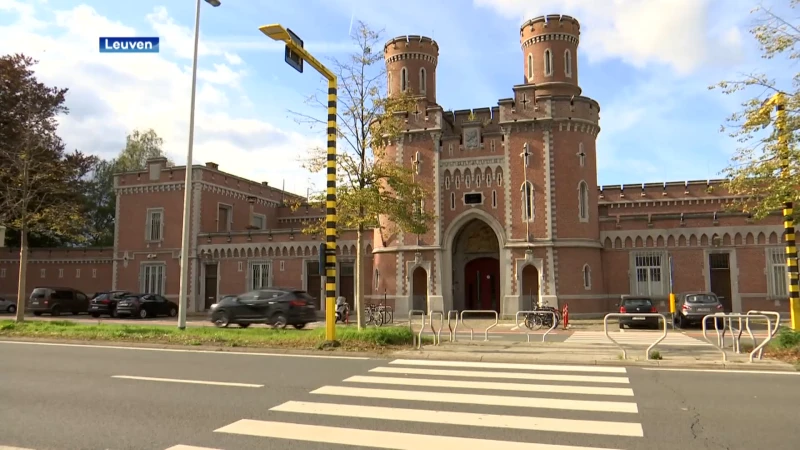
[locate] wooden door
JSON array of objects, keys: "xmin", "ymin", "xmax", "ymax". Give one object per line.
[
  {"xmin": 204, "ymin": 264, "xmax": 218, "ymax": 310},
  {"xmin": 709, "ymin": 253, "xmax": 732, "ymax": 312},
  {"xmin": 464, "ymin": 257, "xmax": 500, "ymax": 312},
  {"xmin": 306, "ymin": 261, "xmax": 322, "ymax": 309}
]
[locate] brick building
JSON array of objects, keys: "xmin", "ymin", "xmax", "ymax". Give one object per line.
[{"xmin": 0, "ymin": 14, "xmax": 791, "ymax": 318}]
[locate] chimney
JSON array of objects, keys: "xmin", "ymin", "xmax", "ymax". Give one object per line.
[
  {"xmin": 205, "ymin": 162, "xmax": 219, "ymax": 170},
  {"xmin": 261, "ymin": 181, "xmax": 269, "ymax": 186},
  {"xmin": 146, "ymin": 157, "xmax": 167, "ymax": 181}
]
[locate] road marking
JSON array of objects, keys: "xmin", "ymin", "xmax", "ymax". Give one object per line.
[
  {"xmin": 165, "ymin": 446, "xmax": 223, "ymax": 450},
  {"xmin": 370, "ymin": 366, "xmax": 631, "ymax": 384},
  {"xmin": 344, "ymin": 375, "xmax": 635, "ymax": 396},
  {"xmin": 389, "ymin": 359, "xmax": 628, "ymax": 373},
  {"xmin": 311, "ymin": 385, "xmax": 638, "ymax": 413},
  {"xmin": 0, "ymin": 446, "xmax": 37, "ymax": 450},
  {"xmin": 564, "ymin": 331, "xmax": 710, "ymax": 346},
  {"xmin": 215, "ymin": 419, "xmax": 623, "ymax": 449},
  {"xmin": 271, "ymin": 400, "xmax": 644, "ymax": 437},
  {"xmin": 642, "ymin": 368, "xmax": 800, "ymax": 375},
  {"xmin": 111, "ymin": 375, "xmax": 263, "ymax": 388},
  {"xmin": 0, "ymin": 340, "xmax": 368, "ymax": 360}
]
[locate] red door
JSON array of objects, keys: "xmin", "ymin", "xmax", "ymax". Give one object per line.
[{"xmin": 464, "ymin": 257, "xmax": 500, "ymax": 312}]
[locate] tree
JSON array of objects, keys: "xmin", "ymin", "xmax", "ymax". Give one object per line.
[
  {"xmin": 0, "ymin": 54, "xmax": 96, "ymax": 322},
  {"xmin": 81, "ymin": 129, "xmax": 171, "ymax": 246},
  {"xmin": 290, "ymin": 22, "xmax": 433, "ymax": 329},
  {"xmin": 710, "ymin": 1, "xmax": 800, "ymax": 219}
]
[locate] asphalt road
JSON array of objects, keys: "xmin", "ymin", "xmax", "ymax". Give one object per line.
[{"xmin": 1, "ymin": 340, "xmax": 798, "ymax": 450}]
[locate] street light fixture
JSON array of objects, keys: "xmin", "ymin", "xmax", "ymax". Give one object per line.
[
  {"xmin": 177, "ymin": 0, "xmax": 221, "ymax": 330},
  {"xmin": 259, "ymin": 23, "xmax": 339, "ymax": 343}
]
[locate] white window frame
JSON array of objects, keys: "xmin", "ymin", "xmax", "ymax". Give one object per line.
[
  {"xmin": 251, "ymin": 213, "xmax": 266, "ymax": 230},
  {"xmin": 58, "ymin": 268, "xmax": 63, "ymax": 278},
  {"xmin": 248, "ymin": 261, "xmax": 271, "ymax": 291},
  {"xmin": 76, "ymin": 268, "xmax": 81, "ymax": 278},
  {"xmin": 527, "ymin": 53, "xmax": 533, "ymax": 81},
  {"xmin": 521, "ymin": 181, "xmax": 534, "ymax": 222},
  {"xmin": 400, "ymin": 67, "xmax": 408, "ymax": 92},
  {"xmin": 766, "ymin": 247, "xmax": 788, "ymax": 298},
  {"xmin": 544, "ymin": 49, "xmax": 553, "ymax": 77},
  {"xmin": 497, "ymin": 172, "xmax": 503, "ymax": 187},
  {"xmin": 578, "ymin": 181, "xmax": 590, "ymax": 222},
  {"xmin": 419, "ymin": 67, "xmax": 426, "ymax": 93},
  {"xmin": 582, "ymin": 264, "xmax": 591, "ymax": 290},
  {"xmin": 630, "ymin": 251, "xmax": 667, "ymax": 297},
  {"xmin": 237, "ymin": 261, "xmax": 243, "ymax": 272},
  {"xmin": 564, "ymin": 49, "xmax": 573, "ymax": 77},
  {"xmin": 465, "ymin": 172, "xmax": 471, "ymax": 188},
  {"xmin": 455, "ymin": 175, "xmax": 461, "ymax": 189},
  {"xmin": 40, "ymin": 268, "xmax": 45, "ymax": 278},
  {"xmin": 444, "ymin": 176, "xmax": 450, "ymax": 190},
  {"xmin": 0, "ymin": 268, "xmax": 5, "ymax": 278},
  {"xmin": 145, "ymin": 208, "xmax": 164, "ymax": 242},
  {"xmin": 217, "ymin": 203, "xmax": 233, "ymax": 232},
  {"xmin": 140, "ymin": 263, "xmax": 166, "ymax": 295},
  {"xmin": 92, "ymin": 269, "xmax": 97, "ymax": 278},
  {"xmin": 490, "ymin": 139, "xmax": 496, "ymax": 152},
  {"xmin": 280, "ymin": 260, "xmax": 285, "ymax": 272},
  {"xmin": 578, "ymin": 142, "xmax": 585, "ymax": 167},
  {"xmin": 475, "ymin": 171, "xmax": 481, "ymax": 188}
]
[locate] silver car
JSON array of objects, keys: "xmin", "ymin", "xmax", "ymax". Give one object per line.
[
  {"xmin": 674, "ymin": 291, "xmax": 724, "ymax": 328},
  {"xmin": 0, "ymin": 296, "xmax": 17, "ymax": 314}
]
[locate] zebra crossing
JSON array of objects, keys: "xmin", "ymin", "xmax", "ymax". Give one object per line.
[
  {"xmin": 564, "ymin": 330, "xmax": 711, "ymax": 346},
  {"xmin": 166, "ymin": 359, "xmax": 647, "ymax": 449}
]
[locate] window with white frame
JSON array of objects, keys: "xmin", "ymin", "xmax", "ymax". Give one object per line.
[
  {"xmin": 527, "ymin": 54, "xmax": 533, "ymax": 80},
  {"xmin": 445, "ymin": 176, "xmax": 450, "ymax": 189},
  {"xmin": 564, "ymin": 49, "xmax": 573, "ymax": 77},
  {"xmin": 251, "ymin": 214, "xmax": 265, "ymax": 230},
  {"xmin": 0, "ymin": 268, "xmax": 5, "ymax": 278},
  {"xmin": 76, "ymin": 268, "xmax": 81, "ymax": 278},
  {"xmin": 544, "ymin": 49, "xmax": 553, "ymax": 76},
  {"xmin": 448, "ymin": 143, "xmax": 453, "ymax": 156},
  {"xmin": 521, "ymin": 181, "xmax": 534, "ymax": 221},
  {"xmin": 400, "ymin": 67, "xmax": 408, "ymax": 92},
  {"xmin": 475, "ymin": 172, "xmax": 481, "ymax": 187},
  {"xmin": 578, "ymin": 181, "xmax": 589, "ymax": 221},
  {"xmin": 141, "ymin": 263, "xmax": 165, "ymax": 294},
  {"xmin": 455, "ymin": 175, "xmax": 460, "ymax": 189},
  {"xmin": 146, "ymin": 208, "xmax": 164, "ymax": 241},
  {"xmin": 249, "ymin": 261, "xmax": 270, "ymax": 290},
  {"xmin": 497, "ymin": 172, "xmax": 503, "ymax": 186},
  {"xmin": 40, "ymin": 268, "xmax": 45, "ymax": 278},
  {"xmin": 280, "ymin": 261, "xmax": 285, "ymax": 272},
  {"xmin": 767, "ymin": 247, "xmax": 788, "ymax": 298},
  {"xmin": 92, "ymin": 269, "xmax": 97, "ymax": 278},
  {"xmin": 217, "ymin": 204, "xmax": 232, "ymax": 232},
  {"xmin": 578, "ymin": 142, "xmax": 586, "ymax": 167},
  {"xmin": 490, "ymin": 139, "xmax": 496, "ymax": 152},
  {"xmin": 419, "ymin": 68, "xmax": 426, "ymax": 93},
  {"xmin": 237, "ymin": 261, "xmax": 243, "ymax": 272},
  {"xmin": 582, "ymin": 264, "xmax": 591, "ymax": 289},
  {"xmin": 632, "ymin": 251, "xmax": 666, "ymax": 296},
  {"xmin": 58, "ymin": 268, "xmax": 63, "ymax": 278},
  {"xmin": 465, "ymin": 173, "xmax": 471, "ymax": 188}
]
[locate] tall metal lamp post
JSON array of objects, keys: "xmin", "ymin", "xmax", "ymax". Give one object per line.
[{"xmin": 177, "ymin": 0, "xmax": 221, "ymax": 330}]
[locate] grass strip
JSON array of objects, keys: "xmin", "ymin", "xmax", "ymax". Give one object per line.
[{"xmin": 0, "ymin": 320, "xmax": 419, "ymax": 352}]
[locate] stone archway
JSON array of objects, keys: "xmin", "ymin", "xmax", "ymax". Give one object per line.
[
  {"xmin": 451, "ymin": 219, "xmax": 501, "ymax": 313},
  {"xmin": 411, "ymin": 266, "xmax": 428, "ymax": 311},
  {"xmin": 520, "ymin": 265, "xmax": 540, "ymax": 310}
]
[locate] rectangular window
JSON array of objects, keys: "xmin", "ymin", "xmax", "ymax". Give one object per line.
[
  {"xmin": 340, "ymin": 263, "xmax": 355, "ymax": 276},
  {"xmin": 92, "ymin": 269, "xmax": 97, "ymax": 278},
  {"xmin": 280, "ymin": 261, "xmax": 285, "ymax": 272},
  {"xmin": 237, "ymin": 261, "xmax": 243, "ymax": 272},
  {"xmin": 492, "ymin": 190, "xmax": 497, "ymax": 209},
  {"xmin": 767, "ymin": 247, "xmax": 788, "ymax": 298},
  {"xmin": 40, "ymin": 268, "xmax": 46, "ymax": 278},
  {"xmin": 450, "ymin": 192, "xmax": 455, "ymax": 210},
  {"xmin": 490, "ymin": 139, "xmax": 496, "ymax": 152},
  {"xmin": 76, "ymin": 268, "xmax": 81, "ymax": 278},
  {"xmin": 218, "ymin": 204, "xmax": 232, "ymax": 232},
  {"xmin": 249, "ymin": 262, "xmax": 270, "ymax": 290},
  {"xmin": 146, "ymin": 209, "xmax": 164, "ymax": 241},
  {"xmin": 0, "ymin": 268, "xmax": 5, "ymax": 278},
  {"xmin": 631, "ymin": 251, "xmax": 666, "ymax": 296},
  {"xmin": 141, "ymin": 263, "xmax": 165, "ymax": 294},
  {"xmin": 58, "ymin": 268, "xmax": 63, "ymax": 278},
  {"xmin": 252, "ymin": 214, "xmax": 266, "ymax": 230}
]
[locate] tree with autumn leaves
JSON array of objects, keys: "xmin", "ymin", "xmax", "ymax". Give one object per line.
[
  {"xmin": 290, "ymin": 22, "xmax": 433, "ymax": 329},
  {"xmin": 711, "ymin": 1, "xmax": 800, "ymax": 218}
]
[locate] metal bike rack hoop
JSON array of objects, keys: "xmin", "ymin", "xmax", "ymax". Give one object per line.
[
  {"xmin": 603, "ymin": 313, "xmax": 668, "ymax": 360},
  {"xmin": 515, "ymin": 310, "xmax": 558, "ymax": 343},
  {"xmin": 428, "ymin": 310, "xmax": 444, "ymax": 346},
  {"xmin": 446, "ymin": 310, "xmax": 459, "ymax": 342},
  {"xmin": 408, "ymin": 309, "xmax": 426, "ymax": 350},
  {"xmin": 702, "ymin": 313, "xmax": 773, "ymax": 363},
  {"xmin": 459, "ymin": 310, "xmax": 499, "ymax": 341}
]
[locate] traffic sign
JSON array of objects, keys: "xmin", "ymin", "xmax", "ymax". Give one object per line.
[{"xmin": 284, "ymin": 28, "xmax": 304, "ymax": 73}]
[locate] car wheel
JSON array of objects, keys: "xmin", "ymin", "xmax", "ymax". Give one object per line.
[
  {"xmin": 91, "ymin": 313, "xmax": 100, "ymax": 318},
  {"xmin": 292, "ymin": 323, "xmax": 306, "ymax": 330},
  {"xmin": 271, "ymin": 313, "xmax": 288, "ymax": 329},
  {"xmin": 213, "ymin": 311, "xmax": 230, "ymax": 328},
  {"xmin": 8, "ymin": 305, "xmax": 16, "ymax": 314},
  {"xmin": 239, "ymin": 323, "xmax": 250, "ymax": 328},
  {"xmin": 138, "ymin": 308, "xmax": 148, "ymax": 319},
  {"xmin": 33, "ymin": 311, "xmax": 42, "ymax": 316},
  {"xmin": 168, "ymin": 307, "xmax": 178, "ymax": 317},
  {"xmin": 51, "ymin": 306, "xmax": 61, "ymax": 317}
]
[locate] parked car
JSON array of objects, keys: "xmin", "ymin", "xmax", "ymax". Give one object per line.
[
  {"xmin": 28, "ymin": 287, "xmax": 90, "ymax": 316},
  {"xmin": 116, "ymin": 294, "xmax": 178, "ymax": 319},
  {"xmin": 209, "ymin": 288, "xmax": 317, "ymax": 329},
  {"xmin": 89, "ymin": 290, "xmax": 131, "ymax": 318},
  {"xmin": 0, "ymin": 296, "xmax": 17, "ymax": 314},
  {"xmin": 617, "ymin": 295, "xmax": 660, "ymax": 329},
  {"xmin": 674, "ymin": 291, "xmax": 724, "ymax": 329}
]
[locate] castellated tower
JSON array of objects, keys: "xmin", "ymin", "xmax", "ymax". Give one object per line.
[
  {"xmin": 520, "ymin": 15, "xmax": 581, "ymax": 97},
  {"xmin": 384, "ymin": 35, "xmax": 439, "ymax": 105}
]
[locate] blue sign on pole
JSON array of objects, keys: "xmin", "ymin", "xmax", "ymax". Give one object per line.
[{"xmin": 284, "ymin": 28, "xmax": 304, "ymax": 73}]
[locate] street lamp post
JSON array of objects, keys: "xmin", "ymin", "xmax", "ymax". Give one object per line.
[
  {"xmin": 259, "ymin": 24, "xmax": 339, "ymax": 343},
  {"xmin": 177, "ymin": 0, "xmax": 221, "ymax": 330}
]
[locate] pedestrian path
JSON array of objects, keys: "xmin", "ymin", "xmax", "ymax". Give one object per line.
[
  {"xmin": 164, "ymin": 359, "xmax": 648, "ymax": 449},
  {"xmin": 565, "ymin": 330, "xmax": 711, "ymax": 346}
]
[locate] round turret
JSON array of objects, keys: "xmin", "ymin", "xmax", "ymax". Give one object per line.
[
  {"xmin": 520, "ymin": 14, "xmax": 581, "ymax": 96},
  {"xmin": 384, "ymin": 35, "xmax": 439, "ymax": 104}
]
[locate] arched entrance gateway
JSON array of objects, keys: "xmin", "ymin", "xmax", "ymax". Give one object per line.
[{"xmin": 451, "ymin": 219, "xmax": 501, "ymax": 313}]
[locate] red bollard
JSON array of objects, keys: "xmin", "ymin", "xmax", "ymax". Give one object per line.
[{"xmin": 562, "ymin": 304, "xmax": 569, "ymax": 330}]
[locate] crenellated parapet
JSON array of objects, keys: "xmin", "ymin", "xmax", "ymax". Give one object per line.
[{"xmin": 598, "ymin": 179, "xmax": 730, "ymax": 203}]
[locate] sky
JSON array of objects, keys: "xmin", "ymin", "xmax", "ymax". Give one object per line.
[{"xmin": 0, "ymin": 0, "xmax": 793, "ymax": 197}]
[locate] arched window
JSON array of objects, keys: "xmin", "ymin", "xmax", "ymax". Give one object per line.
[
  {"xmin": 400, "ymin": 67, "xmax": 408, "ymax": 92},
  {"xmin": 455, "ymin": 175, "xmax": 460, "ymax": 189},
  {"xmin": 564, "ymin": 49, "xmax": 573, "ymax": 77},
  {"xmin": 497, "ymin": 171, "xmax": 503, "ymax": 187},
  {"xmin": 444, "ymin": 176, "xmax": 450, "ymax": 190},
  {"xmin": 521, "ymin": 181, "xmax": 534, "ymax": 221},
  {"xmin": 527, "ymin": 54, "xmax": 533, "ymax": 80},
  {"xmin": 419, "ymin": 68, "xmax": 426, "ymax": 93},
  {"xmin": 578, "ymin": 181, "xmax": 589, "ymax": 221},
  {"xmin": 582, "ymin": 264, "xmax": 591, "ymax": 289},
  {"xmin": 544, "ymin": 49, "xmax": 553, "ymax": 76},
  {"xmin": 475, "ymin": 170, "xmax": 481, "ymax": 187}
]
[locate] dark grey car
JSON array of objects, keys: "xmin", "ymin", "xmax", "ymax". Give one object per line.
[
  {"xmin": 617, "ymin": 296, "xmax": 660, "ymax": 329},
  {"xmin": 674, "ymin": 291, "xmax": 724, "ymax": 328},
  {"xmin": 209, "ymin": 288, "xmax": 317, "ymax": 329}
]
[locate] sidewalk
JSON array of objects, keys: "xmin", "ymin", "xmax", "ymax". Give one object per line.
[{"xmin": 392, "ymin": 339, "xmax": 797, "ymax": 371}]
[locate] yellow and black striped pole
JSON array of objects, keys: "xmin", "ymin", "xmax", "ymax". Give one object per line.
[
  {"xmin": 774, "ymin": 93, "xmax": 800, "ymax": 330},
  {"xmin": 325, "ymin": 79, "xmax": 338, "ymax": 341}
]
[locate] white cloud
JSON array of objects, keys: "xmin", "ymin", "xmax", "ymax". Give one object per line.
[
  {"xmin": 473, "ymin": 0, "xmax": 747, "ymax": 75},
  {"xmin": 0, "ymin": 3, "xmax": 319, "ymax": 196}
]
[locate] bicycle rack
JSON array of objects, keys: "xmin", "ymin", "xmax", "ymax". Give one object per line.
[
  {"xmin": 603, "ymin": 313, "xmax": 668, "ymax": 360},
  {"xmin": 381, "ymin": 305, "xmax": 394, "ymax": 324},
  {"xmin": 428, "ymin": 310, "xmax": 444, "ymax": 346},
  {"xmin": 446, "ymin": 310, "xmax": 459, "ymax": 342},
  {"xmin": 408, "ymin": 309, "xmax": 426, "ymax": 350},
  {"xmin": 459, "ymin": 310, "xmax": 499, "ymax": 341},
  {"xmin": 701, "ymin": 313, "xmax": 773, "ymax": 363},
  {"xmin": 515, "ymin": 310, "xmax": 558, "ymax": 343},
  {"xmin": 746, "ymin": 310, "xmax": 781, "ymax": 360}
]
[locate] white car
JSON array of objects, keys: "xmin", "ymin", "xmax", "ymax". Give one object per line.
[{"xmin": 0, "ymin": 296, "xmax": 17, "ymax": 314}]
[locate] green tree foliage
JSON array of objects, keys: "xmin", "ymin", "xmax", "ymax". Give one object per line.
[
  {"xmin": 289, "ymin": 22, "xmax": 433, "ymax": 328},
  {"xmin": 0, "ymin": 54, "xmax": 96, "ymax": 321},
  {"xmin": 711, "ymin": 1, "xmax": 800, "ymax": 219}
]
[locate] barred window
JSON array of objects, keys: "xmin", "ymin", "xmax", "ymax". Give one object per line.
[
  {"xmin": 767, "ymin": 247, "xmax": 788, "ymax": 298},
  {"xmin": 631, "ymin": 251, "xmax": 666, "ymax": 296}
]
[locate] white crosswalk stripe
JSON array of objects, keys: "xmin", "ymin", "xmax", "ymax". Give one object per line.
[
  {"xmin": 168, "ymin": 359, "xmax": 647, "ymax": 449},
  {"xmin": 564, "ymin": 331, "xmax": 711, "ymax": 346}
]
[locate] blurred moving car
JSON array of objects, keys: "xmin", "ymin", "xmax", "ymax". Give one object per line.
[
  {"xmin": 617, "ymin": 295, "xmax": 660, "ymax": 329},
  {"xmin": 674, "ymin": 291, "xmax": 724, "ymax": 329},
  {"xmin": 209, "ymin": 288, "xmax": 317, "ymax": 329},
  {"xmin": 89, "ymin": 290, "xmax": 131, "ymax": 318},
  {"xmin": 0, "ymin": 296, "xmax": 17, "ymax": 314},
  {"xmin": 116, "ymin": 293, "xmax": 178, "ymax": 319},
  {"xmin": 28, "ymin": 287, "xmax": 90, "ymax": 316}
]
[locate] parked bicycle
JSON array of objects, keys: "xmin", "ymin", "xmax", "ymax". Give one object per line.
[
  {"xmin": 364, "ymin": 303, "xmax": 385, "ymax": 326},
  {"xmin": 523, "ymin": 300, "xmax": 562, "ymax": 330}
]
